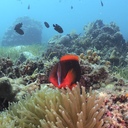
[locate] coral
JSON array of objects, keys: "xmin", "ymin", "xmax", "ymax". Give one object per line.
[
  {"xmin": 0, "ymin": 75, "xmax": 47, "ymax": 111},
  {"xmin": 1, "ymin": 16, "xmax": 42, "ymax": 46},
  {"xmin": 79, "ymin": 56, "xmax": 110, "ymax": 90},
  {"xmin": 114, "ymin": 66, "xmax": 128, "ymax": 79},
  {"xmin": 44, "ymin": 19, "xmax": 128, "ymax": 67},
  {"xmin": 103, "ymin": 93, "xmax": 128, "ymax": 127},
  {"xmin": 45, "ymin": 36, "xmax": 70, "ymax": 60},
  {"xmin": 0, "ymin": 77, "xmax": 12, "ymax": 98},
  {"xmin": 83, "ymin": 20, "xmax": 127, "ymax": 66},
  {"xmin": 80, "ymin": 50, "xmax": 100, "ymax": 64},
  {"xmin": 21, "ymin": 60, "xmax": 38, "ymax": 75},
  {"xmin": 112, "ymin": 94, "xmax": 128, "ymax": 103},
  {"xmin": 109, "ymin": 49, "xmax": 119, "ymax": 66},
  {"xmin": 0, "ymin": 77, "xmax": 16, "ymax": 111},
  {"xmin": 42, "ymin": 56, "xmax": 59, "ymax": 76},
  {"xmin": 0, "ymin": 55, "xmax": 45, "ymax": 79},
  {"xmin": 1, "ymin": 19, "xmax": 128, "ymax": 128},
  {"xmin": 0, "ymin": 84, "xmax": 109, "ymax": 128},
  {"xmin": 95, "ymin": 82, "xmax": 128, "ymax": 128},
  {"xmin": 115, "ymin": 79, "xmax": 125, "ymax": 86},
  {"xmin": 81, "ymin": 66, "xmax": 109, "ymax": 90},
  {"xmin": 57, "ymin": 35, "xmax": 71, "ymax": 47}
]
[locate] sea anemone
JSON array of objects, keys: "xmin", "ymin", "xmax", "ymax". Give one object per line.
[{"xmin": 0, "ymin": 83, "xmax": 108, "ymax": 128}]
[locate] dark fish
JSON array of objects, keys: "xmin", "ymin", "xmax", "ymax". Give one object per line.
[
  {"xmin": 49, "ymin": 54, "xmax": 81, "ymax": 89},
  {"xmin": 44, "ymin": 22, "xmax": 50, "ymax": 28},
  {"xmin": 14, "ymin": 23, "xmax": 24, "ymax": 35},
  {"xmin": 14, "ymin": 23, "xmax": 22, "ymax": 29},
  {"xmin": 15, "ymin": 29, "xmax": 24, "ymax": 35},
  {"xmin": 53, "ymin": 24, "xmax": 63, "ymax": 33},
  {"xmin": 71, "ymin": 6, "xmax": 73, "ymax": 9},
  {"xmin": 100, "ymin": 0, "xmax": 103, "ymax": 6},
  {"xmin": 28, "ymin": 4, "xmax": 30, "ymax": 9}
]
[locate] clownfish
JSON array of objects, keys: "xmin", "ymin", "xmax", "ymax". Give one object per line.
[{"xmin": 49, "ymin": 54, "xmax": 81, "ymax": 89}]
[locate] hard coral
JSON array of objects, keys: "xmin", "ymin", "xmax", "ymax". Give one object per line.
[
  {"xmin": 80, "ymin": 58, "xmax": 109, "ymax": 90},
  {"xmin": 80, "ymin": 50, "xmax": 100, "ymax": 64},
  {"xmin": 112, "ymin": 94, "xmax": 128, "ymax": 103},
  {"xmin": 104, "ymin": 93, "xmax": 128, "ymax": 128}
]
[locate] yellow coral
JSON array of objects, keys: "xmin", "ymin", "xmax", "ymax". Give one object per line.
[
  {"xmin": 80, "ymin": 50, "xmax": 100, "ymax": 64},
  {"xmin": 0, "ymin": 83, "xmax": 108, "ymax": 128}
]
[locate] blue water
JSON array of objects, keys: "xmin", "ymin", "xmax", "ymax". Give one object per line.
[{"xmin": 0, "ymin": 0, "xmax": 128, "ymax": 43}]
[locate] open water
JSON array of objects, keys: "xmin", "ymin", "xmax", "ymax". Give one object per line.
[{"xmin": 0, "ymin": 0, "xmax": 128, "ymax": 44}]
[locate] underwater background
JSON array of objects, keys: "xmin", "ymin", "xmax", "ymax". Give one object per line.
[
  {"xmin": 0, "ymin": 0, "xmax": 128, "ymax": 43},
  {"xmin": 0, "ymin": 0, "xmax": 128, "ymax": 128}
]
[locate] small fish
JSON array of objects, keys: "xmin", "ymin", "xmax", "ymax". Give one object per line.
[
  {"xmin": 14, "ymin": 23, "xmax": 22, "ymax": 29},
  {"xmin": 28, "ymin": 4, "xmax": 30, "ymax": 9},
  {"xmin": 14, "ymin": 23, "xmax": 24, "ymax": 35},
  {"xmin": 15, "ymin": 29, "xmax": 24, "ymax": 35},
  {"xmin": 49, "ymin": 54, "xmax": 81, "ymax": 89},
  {"xmin": 71, "ymin": 6, "xmax": 73, "ymax": 9},
  {"xmin": 44, "ymin": 22, "xmax": 50, "ymax": 28},
  {"xmin": 100, "ymin": 0, "xmax": 103, "ymax": 6},
  {"xmin": 53, "ymin": 24, "xmax": 63, "ymax": 33}
]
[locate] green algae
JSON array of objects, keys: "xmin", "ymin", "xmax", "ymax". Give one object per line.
[
  {"xmin": 0, "ymin": 44, "xmax": 47, "ymax": 61},
  {"xmin": 113, "ymin": 66, "xmax": 128, "ymax": 79}
]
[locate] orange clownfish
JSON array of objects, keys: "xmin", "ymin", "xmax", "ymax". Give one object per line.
[{"xmin": 49, "ymin": 54, "xmax": 81, "ymax": 89}]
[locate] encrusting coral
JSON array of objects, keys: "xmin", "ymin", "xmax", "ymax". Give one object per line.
[{"xmin": 0, "ymin": 83, "xmax": 109, "ymax": 128}]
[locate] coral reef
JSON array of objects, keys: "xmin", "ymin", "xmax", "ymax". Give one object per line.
[
  {"xmin": 0, "ymin": 50, "xmax": 62, "ymax": 110},
  {"xmin": 78, "ymin": 52, "xmax": 115, "ymax": 90},
  {"xmin": 44, "ymin": 20, "xmax": 128, "ymax": 67},
  {"xmin": 1, "ymin": 16, "xmax": 42, "ymax": 46},
  {"xmin": 100, "ymin": 90, "xmax": 128, "ymax": 127},
  {"xmin": 80, "ymin": 50, "xmax": 100, "ymax": 64},
  {"xmin": 113, "ymin": 66, "xmax": 128, "ymax": 80},
  {"xmin": 0, "ymin": 19, "xmax": 128, "ymax": 127},
  {"xmin": 0, "ymin": 84, "xmax": 109, "ymax": 128}
]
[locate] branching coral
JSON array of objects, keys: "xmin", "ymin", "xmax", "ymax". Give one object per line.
[{"xmin": 0, "ymin": 83, "xmax": 108, "ymax": 128}]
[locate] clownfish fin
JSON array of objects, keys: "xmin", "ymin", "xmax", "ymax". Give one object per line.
[{"xmin": 60, "ymin": 54, "xmax": 79, "ymax": 62}]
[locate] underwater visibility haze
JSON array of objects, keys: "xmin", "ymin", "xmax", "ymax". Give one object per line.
[
  {"xmin": 0, "ymin": 0, "xmax": 128, "ymax": 128},
  {"xmin": 0, "ymin": 0, "xmax": 128, "ymax": 43}
]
